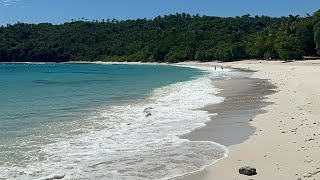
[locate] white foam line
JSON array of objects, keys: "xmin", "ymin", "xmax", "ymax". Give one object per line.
[
  {"xmin": 164, "ymin": 64, "xmax": 230, "ymax": 180},
  {"xmin": 164, "ymin": 142, "xmax": 229, "ymax": 180}
]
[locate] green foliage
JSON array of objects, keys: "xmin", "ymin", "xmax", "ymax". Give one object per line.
[
  {"xmin": 0, "ymin": 11, "xmax": 319, "ymax": 63},
  {"xmin": 275, "ymin": 33, "xmax": 304, "ymax": 60},
  {"xmin": 295, "ymin": 22, "xmax": 316, "ymax": 55},
  {"xmin": 195, "ymin": 48, "xmax": 216, "ymax": 61},
  {"xmin": 245, "ymin": 30, "xmax": 279, "ymax": 59},
  {"xmin": 216, "ymin": 43, "xmax": 245, "ymax": 61},
  {"xmin": 314, "ymin": 22, "xmax": 320, "ymax": 55}
]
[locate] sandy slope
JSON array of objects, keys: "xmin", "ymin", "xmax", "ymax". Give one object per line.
[{"xmin": 180, "ymin": 60, "xmax": 320, "ymax": 180}]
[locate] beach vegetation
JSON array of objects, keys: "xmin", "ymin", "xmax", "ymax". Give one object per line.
[
  {"xmin": 0, "ymin": 10, "xmax": 320, "ymax": 62},
  {"xmin": 274, "ymin": 32, "xmax": 304, "ymax": 60},
  {"xmin": 314, "ymin": 22, "xmax": 320, "ymax": 55}
]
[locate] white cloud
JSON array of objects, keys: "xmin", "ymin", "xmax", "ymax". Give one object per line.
[{"xmin": 2, "ymin": 0, "xmax": 20, "ymax": 6}]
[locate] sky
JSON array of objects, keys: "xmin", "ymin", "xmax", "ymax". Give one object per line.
[{"xmin": 0, "ymin": 0, "xmax": 320, "ymax": 25}]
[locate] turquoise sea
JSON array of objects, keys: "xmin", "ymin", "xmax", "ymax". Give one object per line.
[{"xmin": 0, "ymin": 63, "xmax": 228, "ymax": 179}]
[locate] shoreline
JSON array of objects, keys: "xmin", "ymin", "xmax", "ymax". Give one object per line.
[
  {"xmin": 176, "ymin": 66, "xmax": 276, "ymax": 180},
  {"xmin": 179, "ymin": 60, "xmax": 320, "ymax": 179},
  {"xmin": 0, "ymin": 61, "xmax": 162, "ymax": 65},
  {"xmin": 3, "ymin": 60, "xmax": 320, "ymax": 179},
  {"xmin": 60, "ymin": 60, "xmax": 237, "ymax": 179},
  {"xmin": 182, "ymin": 71, "xmax": 276, "ymax": 146}
]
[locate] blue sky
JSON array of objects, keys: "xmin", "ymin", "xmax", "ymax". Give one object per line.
[{"xmin": 0, "ymin": 0, "xmax": 320, "ymax": 25}]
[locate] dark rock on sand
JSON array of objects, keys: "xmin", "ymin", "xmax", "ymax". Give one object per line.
[
  {"xmin": 143, "ymin": 107, "xmax": 153, "ymax": 113},
  {"xmin": 144, "ymin": 107, "xmax": 153, "ymax": 117},
  {"xmin": 239, "ymin": 166, "xmax": 257, "ymax": 176},
  {"xmin": 146, "ymin": 112, "xmax": 152, "ymax": 117}
]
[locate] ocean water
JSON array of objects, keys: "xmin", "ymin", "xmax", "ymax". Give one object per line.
[{"xmin": 0, "ymin": 63, "xmax": 228, "ymax": 180}]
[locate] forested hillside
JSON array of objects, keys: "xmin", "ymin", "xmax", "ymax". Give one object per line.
[{"xmin": 1, "ymin": 10, "xmax": 320, "ymax": 62}]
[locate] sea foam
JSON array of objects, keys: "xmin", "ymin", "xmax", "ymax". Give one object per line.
[{"xmin": 0, "ymin": 66, "xmax": 230, "ymax": 180}]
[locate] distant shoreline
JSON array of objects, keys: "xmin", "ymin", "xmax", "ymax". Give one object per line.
[
  {"xmin": 0, "ymin": 61, "xmax": 165, "ymax": 65},
  {"xmin": 1, "ymin": 58, "xmax": 320, "ymax": 65}
]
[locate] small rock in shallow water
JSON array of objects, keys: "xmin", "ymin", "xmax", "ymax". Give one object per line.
[
  {"xmin": 143, "ymin": 107, "xmax": 153, "ymax": 113},
  {"xmin": 239, "ymin": 166, "xmax": 257, "ymax": 176},
  {"xmin": 44, "ymin": 174, "xmax": 65, "ymax": 180}
]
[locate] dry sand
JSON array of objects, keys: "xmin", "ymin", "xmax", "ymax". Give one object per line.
[{"xmin": 179, "ymin": 60, "xmax": 320, "ymax": 180}]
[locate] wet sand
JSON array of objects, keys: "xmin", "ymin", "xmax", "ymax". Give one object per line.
[
  {"xmin": 178, "ymin": 68, "xmax": 276, "ymax": 180},
  {"xmin": 183, "ymin": 73, "xmax": 276, "ymax": 146}
]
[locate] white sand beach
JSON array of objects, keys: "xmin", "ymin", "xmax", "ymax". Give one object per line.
[{"xmin": 180, "ymin": 60, "xmax": 320, "ymax": 180}]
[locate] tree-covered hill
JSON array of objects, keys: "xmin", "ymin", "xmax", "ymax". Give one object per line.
[{"xmin": 1, "ymin": 11, "xmax": 320, "ymax": 63}]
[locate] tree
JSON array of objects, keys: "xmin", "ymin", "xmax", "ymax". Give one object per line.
[
  {"xmin": 295, "ymin": 22, "xmax": 316, "ymax": 56},
  {"xmin": 314, "ymin": 22, "xmax": 320, "ymax": 55},
  {"xmin": 216, "ymin": 43, "xmax": 245, "ymax": 61},
  {"xmin": 275, "ymin": 33, "xmax": 304, "ymax": 60}
]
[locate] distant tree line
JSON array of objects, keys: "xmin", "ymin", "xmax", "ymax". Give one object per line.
[{"xmin": 1, "ymin": 10, "xmax": 320, "ymax": 63}]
